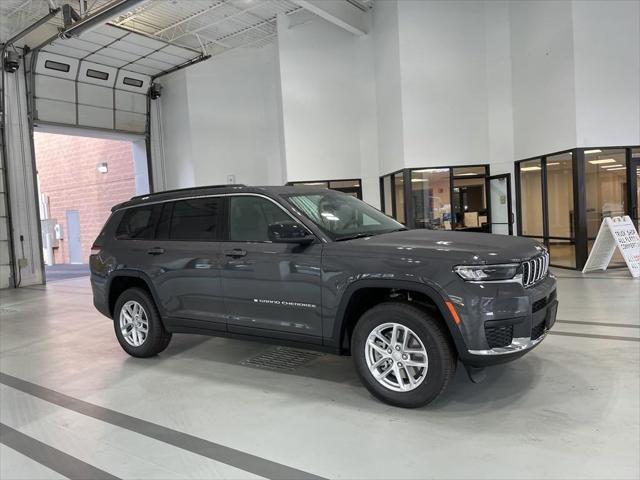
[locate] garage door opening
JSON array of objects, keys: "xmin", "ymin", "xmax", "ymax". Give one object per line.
[{"xmin": 33, "ymin": 129, "xmax": 149, "ymax": 281}]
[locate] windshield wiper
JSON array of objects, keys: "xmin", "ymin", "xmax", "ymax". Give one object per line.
[{"xmin": 335, "ymin": 232, "xmax": 379, "ymax": 242}]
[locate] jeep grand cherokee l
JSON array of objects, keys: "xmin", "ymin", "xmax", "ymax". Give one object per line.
[{"xmin": 90, "ymin": 185, "xmax": 558, "ymax": 408}]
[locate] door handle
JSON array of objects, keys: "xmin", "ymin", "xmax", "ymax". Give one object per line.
[
  {"xmin": 224, "ymin": 248, "xmax": 247, "ymax": 258},
  {"xmin": 147, "ymin": 247, "xmax": 165, "ymax": 256}
]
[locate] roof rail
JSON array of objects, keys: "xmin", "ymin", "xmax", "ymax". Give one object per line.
[{"xmin": 130, "ymin": 184, "xmax": 246, "ymax": 201}]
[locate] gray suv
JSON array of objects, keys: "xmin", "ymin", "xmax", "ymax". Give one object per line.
[{"xmin": 90, "ymin": 185, "xmax": 558, "ymax": 408}]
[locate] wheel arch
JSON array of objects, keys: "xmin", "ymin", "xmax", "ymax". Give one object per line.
[
  {"xmin": 331, "ymin": 279, "xmax": 466, "ymax": 356},
  {"xmin": 106, "ymin": 270, "xmax": 163, "ymax": 318}
]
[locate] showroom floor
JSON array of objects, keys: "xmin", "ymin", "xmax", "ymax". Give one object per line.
[{"xmin": 0, "ymin": 269, "xmax": 638, "ymax": 479}]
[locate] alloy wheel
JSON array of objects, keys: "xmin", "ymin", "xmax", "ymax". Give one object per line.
[
  {"xmin": 119, "ymin": 300, "xmax": 149, "ymax": 347},
  {"xmin": 365, "ymin": 322, "xmax": 429, "ymax": 392}
]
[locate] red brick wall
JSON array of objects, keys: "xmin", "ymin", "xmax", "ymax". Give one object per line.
[{"xmin": 34, "ymin": 132, "xmax": 136, "ymax": 264}]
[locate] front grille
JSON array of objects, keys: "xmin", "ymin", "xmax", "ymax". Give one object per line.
[
  {"xmin": 531, "ymin": 321, "xmax": 546, "ymax": 340},
  {"xmin": 522, "ymin": 252, "xmax": 550, "ymax": 288},
  {"xmin": 485, "ymin": 325, "xmax": 514, "ymax": 348}
]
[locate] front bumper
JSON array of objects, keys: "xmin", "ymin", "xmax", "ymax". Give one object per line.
[
  {"xmin": 447, "ymin": 273, "xmax": 558, "ymax": 366},
  {"xmin": 468, "ymin": 296, "xmax": 558, "ymax": 356}
]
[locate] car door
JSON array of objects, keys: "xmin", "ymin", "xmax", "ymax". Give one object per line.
[
  {"xmin": 148, "ymin": 197, "xmax": 227, "ymax": 331},
  {"xmin": 221, "ymin": 195, "xmax": 323, "ymax": 341}
]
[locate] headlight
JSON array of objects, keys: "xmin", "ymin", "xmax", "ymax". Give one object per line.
[{"xmin": 454, "ymin": 264, "xmax": 519, "ymax": 282}]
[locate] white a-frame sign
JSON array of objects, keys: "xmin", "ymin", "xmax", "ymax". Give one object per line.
[{"xmin": 582, "ymin": 216, "xmax": 640, "ymax": 278}]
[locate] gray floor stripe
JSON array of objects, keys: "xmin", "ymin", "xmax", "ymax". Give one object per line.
[
  {"xmin": 549, "ymin": 331, "xmax": 640, "ymax": 342},
  {"xmin": 0, "ymin": 373, "xmax": 326, "ymax": 480},
  {"xmin": 556, "ymin": 319, "xmax": 640, "ymax": 329},
  {"xmin": 0, "ymin": 423, "xmax": 120, "ymax": 480}
]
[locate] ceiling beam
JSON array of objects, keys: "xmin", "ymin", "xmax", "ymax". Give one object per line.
[{"xmin": 291, "ymin": 0, "xmax": 368, "ymax": 36}]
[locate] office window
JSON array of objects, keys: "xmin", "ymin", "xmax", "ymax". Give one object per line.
[
  {"xmin": 585, "ymin": 149, "xmax": 627, "ymax": 240},
  {"xmin": 382, "ymin": 175, "xmax": 393, "ymax": 216},
  {"xmin": 411, "ymin": 169, "xmax": 451, "ymax": 229},
  {"xmin": 519, "ymin": 159, "xmax": 543, "ymax": 236},
  {"xmin": 394, "ymin": 172, "xmax": 405, "ymax": 224},
  {"xmin": 230, "ymin": 196, "xmax": 290, "ymax": 242},
  {"xmin": 169, "ymin": 198, "xmax": 223, "ymax": 241}
]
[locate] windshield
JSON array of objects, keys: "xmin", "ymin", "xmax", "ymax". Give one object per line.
[{"xmin": 284, "ymin": 190, "xmax": 405, "ymax": 241}]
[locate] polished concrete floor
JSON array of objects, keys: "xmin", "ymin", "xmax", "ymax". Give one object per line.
[{"xmin": 0, "ymin": 269, "xmax": 638, "ymax": 479}]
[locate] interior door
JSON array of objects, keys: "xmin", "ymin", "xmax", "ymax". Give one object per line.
[
  {"xmin": 488, "ymin": 174, "xmax": 513, "ymax": 235},
  {"xmin": 221, "ymin": 195, "xmax": 323, "ymax": 341},
  {"xmin": 65, "ymin": 210, "xmax": 83, "ymax": 264}
]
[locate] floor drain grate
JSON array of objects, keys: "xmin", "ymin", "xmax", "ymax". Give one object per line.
[{"xmin": 241, "ymin": 347, "xmax": 323, "ymax": 372}]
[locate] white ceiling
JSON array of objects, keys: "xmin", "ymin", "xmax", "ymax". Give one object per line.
[{"xmin": 0, "ymin": 0, "xmax": 372, "ymax": 57}]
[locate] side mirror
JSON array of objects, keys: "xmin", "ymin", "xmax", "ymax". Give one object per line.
[{"xmin": 268, "ymin": 222, "xmax": 315, "ymax": 244}]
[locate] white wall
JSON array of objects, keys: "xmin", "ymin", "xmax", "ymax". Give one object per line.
[
  {"xmin": 372, "ymin": 0, "xmax": 404, "ymax": 175},
  {"xmin": 509, "ymin": 0, "xmax": 578, "ymax": 160},
  {"xmin": 572, "ymin": 0, "xmax": 640, "ymax": 147},
  {"xmin": 154, "ymin": 45, "xmax": 285, "ymax": 190},
  {"xmin": 397, "ymin": 0, "xmax": 490, "ymax": 169}
]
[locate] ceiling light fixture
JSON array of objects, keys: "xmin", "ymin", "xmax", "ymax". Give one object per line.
[
  {"xmin": 588, "ymin": 158, "xmax": 616, "ymax": 165},
  {"xmin": 584, "ymin": 149, "xmax": 602, "ymax": 154},
  {"xmin": 605, "ymin": 167, "xmax": 626, "ymax": 171},
  {"xmin": 601, "ymin": 164, "xmax": 622, "ymax": 169},
  {"xmin": 546, "ymin": 162, "xmax": 560, "ymax": 166},
  {"xmin": 520, "ymin": 166, "xmax": 542, "ymax": 172}
]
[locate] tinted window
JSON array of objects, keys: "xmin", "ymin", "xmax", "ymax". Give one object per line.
[
  {"xmin": 170, "ymin": 198, "xmax": 223, "ymax": 241},
  {"xmin": 44, "ymin": 60, "xmax": 70, "ymax": 72},
  {"xmin": 86, "ymin": 68, "xmax": 109, "ymax": 80},
  {"xmin": 123, "ymin": 77, "xmax": 143, "ymax": 87},
  {"xmin": 115, "ymin": 205, "xmax": 159, "ymax": 240},
  {"xmin": 230, "ymin": 196, "xmax": 291, "ymax": 242}
]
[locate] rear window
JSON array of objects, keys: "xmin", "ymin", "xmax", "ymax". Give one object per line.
[
  {"xmin": 169, "ymin": 198, "xmax": 223, "ymax": 241},
  {"xmin": 115, "ymin": 205, "xmax": 160, "ymax": 240}
]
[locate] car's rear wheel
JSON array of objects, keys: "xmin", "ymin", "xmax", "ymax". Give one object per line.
[
  {"xmin": 113, "ymin": 287, "xmax": 171, "ymax": 357},
  {"xmin": 352, "ymin": 302, "xmax": 456, "ymax": 408}
]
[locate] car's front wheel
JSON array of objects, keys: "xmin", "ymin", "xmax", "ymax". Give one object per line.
[
  {"xmin": 113, "ymin": 287, "xmax": 171, "ymax": 357},
  {"xmin": 352, "ymin": 302, "xmax": 456, "ymax": 408}
]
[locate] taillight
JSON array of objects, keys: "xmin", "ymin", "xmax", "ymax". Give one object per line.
[{"xmin": 90, "ymin": 243, "xmax": 102, "ymax": 255}]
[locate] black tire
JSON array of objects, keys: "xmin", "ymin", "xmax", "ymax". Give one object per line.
[
  {"xmin": 113, "ymin": 287, "xmax": 172, "ymax": 358},
  {"xmin": 351, "ymin": 302, "xmax": 456, "ymax": 408}
]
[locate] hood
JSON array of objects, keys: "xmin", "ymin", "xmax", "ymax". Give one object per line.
[{"xmin": 334, "ymin": 229, "xmax": 545, "ymax": 264}]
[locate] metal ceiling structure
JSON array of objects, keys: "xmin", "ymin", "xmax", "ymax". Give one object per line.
[{"xmin": 0, "ymin": 0, "xmax": 374, "ymax": 59}]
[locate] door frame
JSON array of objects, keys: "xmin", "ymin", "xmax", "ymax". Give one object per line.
[
  {"xmin": 628, "ymin": 155, "xmax": 639, "ymax": 227},
  {"xmin": 487, "ymin": 173, "xmax": 513, "ymax": 235}
]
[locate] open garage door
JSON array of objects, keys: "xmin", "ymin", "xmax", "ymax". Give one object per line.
[{"xmin": 27, "ymin": 25, "xmax": 204, "ymax": 134}]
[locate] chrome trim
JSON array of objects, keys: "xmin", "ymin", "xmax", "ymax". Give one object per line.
[
  {"xmin": 467, "ymin": 273, "xmax": 524, "ymax": 285},
  {"xmin": 468, "ymin": 332, "xmax": 547, "ymax": 356},
  {"xmin": 522, "ymin": 252, "xmax": 550, "ymax": 288}
]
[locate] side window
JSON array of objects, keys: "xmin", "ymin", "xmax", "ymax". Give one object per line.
[
  {"xmin": 115, "ymin": 205, "xmax": 160, "ymax": 240},
  {"xmin": 170, "ymin": 197, "xmax": 223, "ymax": 241},
  {"xmin": 230, "ymin": 196, "xmax": 291, "ymax": 242}
]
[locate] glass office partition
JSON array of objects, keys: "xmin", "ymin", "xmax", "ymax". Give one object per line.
[
  {"xmin": 516, "ymin": 146, "xmax": 639, "ymax": 269},
  {"xmin": 546, "ymin": 152, "xmax": 575, "ymax": 267},
  {"xmin": 290, "ymin": 179, "xmax": 362, "ymax": 199},
  {"xmin": 519, "ymin": 159, "xmax": 543, "ymax": 236},
  {"xmin": 394, "ymin": 172, "xmax": 406, "ymax": 224},
  {"xmin": 411, "ymin": 169, "xmax": 451, "ymax": 229}
]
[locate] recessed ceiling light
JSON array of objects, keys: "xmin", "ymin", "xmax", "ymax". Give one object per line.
[
  {"xmin": 411, "ymin": 178, "xmax": 428, "ymax": 182},
  {"xmin": 601, "ymin": 164, "xmax": 622, "ymax": 169},
  {"xmin": 521, "ymin": 166, "xmax": 541, "ymax": 171},
  {"xmin": 584, "ymin": 149, "xmax": 602, "ymax": 154},
  {"xmin": 412, "ymin": 168, "xmax": 449, "ymax": 173},
  {"xmin": 455, "ymin": 172, "xmax": 477, "ymax": 176},
  {"xmin": 546, "ymin": 162, "xmax": 560, "ymax": 166},
  {"xmin": 588, "ymin": 158, "xmax": 616, "ymax": 164},
  {"xmin": 605, "ymin": 167, "xmax": 626, "ymax": 171}
]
